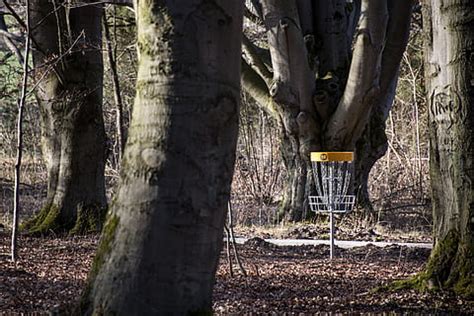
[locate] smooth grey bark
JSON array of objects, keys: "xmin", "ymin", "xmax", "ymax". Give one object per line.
[
  {"xmin": 354, "ymin": 0, "xmax": 413, "ymax": 223},
  {"xmin": 11, "ymin": 0, "xmax": 30, "ymax": 263},
  {"xmin": 260, "ymin": 0, "xmax": 317, "ymax": 221},
  {"xmin": 242, "ymin": 0, "xmax": 412, "ymax": 222},
  {"xmin": 418, "ymin": 0, "xmax": 474, "ymax": 297},
  {"xmin": 80, "ymin": 1, "xmax": 243, "ymax": 314},
  {"xmin": 23, "ymin": 0, "xmax": 106, "ymax": 234}
]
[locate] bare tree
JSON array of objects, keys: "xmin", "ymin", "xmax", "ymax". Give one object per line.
[
  {"xmin": 22, "ymin": 0, "xmax": 107, "ymax": 234},
  {"xmin": 242, "ymin": 0, "xmax": 413, "ymax": 222},
  {"xmin": 11, "ymin": 0, "xmax": 30, "ymax": 262},
  {"xmin": 79, "ymin": 1, "xmax": 243, "ymax": 314}
]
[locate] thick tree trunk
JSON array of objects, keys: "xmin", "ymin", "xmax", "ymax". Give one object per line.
[
  {"xmin": 278, "ymin": 128, "xmax": 309, "ymax": 222},
  {"xmin": 79, "ymin": 1, "xmax": 243, "ymax": 314},
  {"xmin": 23, "ymin": 1, "xmax": 106, "ymax": 234},
  {"xmin": 259, "ymin": 0, "xmax": 318, "ymax": 222},
  {"xmin": 354, "ymin": 0, "xmax": 413, "ymax": 225},
  {"xmin": 242, "ymin": 0, "xmax": 411, "ymax": 222},
  {"xmin": 418, "ymin": 0, "xmax": 474, "ymax": 297},
  {"xmin": 354, "ymin": 110, "xmax": 389, "ymax": 224}
]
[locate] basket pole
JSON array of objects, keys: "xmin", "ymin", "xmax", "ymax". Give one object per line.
[
  {"xmin": 329, "ymin": 162, "xmax": 335, "ymax": 259},
  {"xmin": 330, "ymin": 210, "xmax": 335, "ymax": 259}
]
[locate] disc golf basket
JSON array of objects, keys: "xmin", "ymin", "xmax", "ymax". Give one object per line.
[{"xmin": 309, "ymin": 152, "xmax": 356, "ymax": 259}]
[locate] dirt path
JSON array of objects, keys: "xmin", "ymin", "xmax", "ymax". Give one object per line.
[{"xmin": 232, "ymin": 237, "xmax": 432, "ymax": 249}]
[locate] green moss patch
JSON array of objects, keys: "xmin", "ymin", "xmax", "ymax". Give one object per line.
[
  {"xmin": 380, "ymin": 230, "xmax": 474, "ymax": 300},
  {"xmin": 70, "ymin": 204, "xmax": 107, "ymax": 235},
  {"xmin": 22, "ymin": 204, "xmax": 64, "ymax": 235},
  {"xmin": 78, "ymin": 213, "xmax": 120, "ymax": 313}
]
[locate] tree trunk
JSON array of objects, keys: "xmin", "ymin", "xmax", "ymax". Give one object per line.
[
  {"xmin": 79, "ymin": 1, "xmax": 243, "ymax": 314},
  {"xmin": 278, "ymin": 127, "xmax": 309, "ymax": 222},
  {"xmin": 23, "ymin": 1, "xmax": 106, "ymax": 234},
  {"xmin": 243, "ymin": 1, "xmax": 412, "ymax": 222},
  {"xmin": 353, "ymin": 0, "xmax": 413, "ymax": 225},
  {"xmin": 418, "ymin": 0, "xmax": 474, "ymax": 297},
  {"xmin": 353, "ymin": 112, "xmax": 389, "ymax": 224}
]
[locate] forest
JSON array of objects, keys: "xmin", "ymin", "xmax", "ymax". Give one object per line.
[{"xmin": 0, "ymin": 0, "xmax": 473, "ymax": 314}]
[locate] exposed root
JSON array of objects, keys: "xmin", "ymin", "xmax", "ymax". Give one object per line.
[
  {"xmin": 380, "ymin": 230, "xmax": 474, "ymax": 300},
  {"xmin": 22, "ymin": 203, "xmax": 106, "ymax": 236},
  {"xmin": 21, "ymin": 204, "xmax": 63, "ymax": 235}
]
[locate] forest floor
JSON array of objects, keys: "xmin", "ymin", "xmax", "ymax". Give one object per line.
[
  {"xmin": 1, "ymin": 233, "xmax": 473, "ymax": 315},
  {"xmin": 0, "ymin": 159, "xmax": 461, "ymax": 314}
]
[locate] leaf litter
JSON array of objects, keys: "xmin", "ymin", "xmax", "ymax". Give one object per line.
[{"xmin": 0, "ymin": 234, "xmax": 473, "ymax": 314}]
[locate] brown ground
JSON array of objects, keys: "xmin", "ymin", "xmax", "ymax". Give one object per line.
[{"xmin": 1, "ymin": 234, "xmax": 473, "ymax": 315}]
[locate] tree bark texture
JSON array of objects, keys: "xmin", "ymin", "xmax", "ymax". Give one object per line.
[
  {"xmin": 80, "ymin": 1, "xmax": 243, "ymax": 314},
  {"xmin": 353, "ymin": 0, "xmax": 413, "ymax": 223},
  {"xmin": 242, "ymin": 0, "xmax": 412, "ymax": 222},
  {"xmin": 24, "ymin": 0, "xmax": 106, "ymax": 234},
  {"xmin": 420, "ymin": 0, "xmax": 474, "ymax": 297}
]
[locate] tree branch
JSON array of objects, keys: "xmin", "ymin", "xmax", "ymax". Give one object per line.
[
  {"xmin": 1, "ymin": 34, "xmax": 23, "ymax": 63},
  {"xmin": 379, "ymin": 0, "xmax": 413, "ymax": 98},
  {"xmin": 0, "ymin": 51, "xmax": 12, "ymax": 62},
  {"xmin": 325, "ymin": 0, "xmax": 389, "ymax": 150},
  {"xmin": 249, "ymin": 0, "xmax": 263, "ymax": 20},
  {"xmin": 241, "ymin": 58, "xmax": 279, "ymax": 120},
  {"xmin": 244, "ymin": 5, "xmax": 260, "ymax": 25},
  {"xmin": 261, "ymin": 0, "xmax": 314, "ymax": 113},
  {"xmin": 2, "ymin": 0, "xmax": 58, "ymax": 71},
  {"xmin": 312, "ymin": 0, "xmax": 354, "ymax": 76},
  {"xmin": 295, "ymin": 0, "xmax": 313, "ymax": 35},
  {"xmin": 242, "ymin": 33, "xmax": 272, "ymax": 87},
  {"xmin": 0, "ymin": 11, "xmax": 23, "ymax": 63},
  {"xmin": 103, "ymin": 9, "xmax": 125, "ymax": 159},
  {"xmin": 0, "ymin": 28, "xmax": 22, "ymax": 41}
]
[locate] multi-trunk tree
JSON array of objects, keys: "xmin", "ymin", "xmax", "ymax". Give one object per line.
[
  {"xmin": 242, "ymin": 0, "xmax": 413, "ymax": 222},
  {"xmin": 80, "ymin": 0, "xmax": 243, "ymax": 314},
  {"xmin": 414, "ymin": 0, "xmax": 474, "ymax": 297},
  {"xmin": 24, "ymin": 0, "xmax": 106, "ymax": 234}
]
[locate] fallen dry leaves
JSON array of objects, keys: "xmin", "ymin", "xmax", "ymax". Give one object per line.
[
  {"xmin": 0, "ymin": 235, "xmax": 97, "ymax": 314},
  {"xmin": 214, "ymin": 238, "xmax": 472, "ymax": 314},
  {"xmin": 0, "ymin": 234, "xmax": 473, "ymax": 314}
]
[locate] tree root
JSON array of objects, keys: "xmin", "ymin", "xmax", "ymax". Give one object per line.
[
  {"xmin": 70, "ymin": 204, "xmax": 107, "ymax": 235},
  {"xmin": 21, "ymin": 203, "xmax": 106, "ymax": 235},
  {"xmin": 379, "ymin": 230, "xmax": 474, "ymax": 299},
  {"xmin": 21, "ymin": 204, "xmax": 63, "ymax": 235}
]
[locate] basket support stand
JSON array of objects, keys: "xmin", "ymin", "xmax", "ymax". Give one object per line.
[
  {"xmin": 309, "ymin": 152, "xmax": 356, "ymax": 260},
  {"xmin": 329, "ymin": 210, "xmax": 335, "ymax": 259}
]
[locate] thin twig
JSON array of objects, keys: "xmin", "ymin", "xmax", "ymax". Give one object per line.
[
  {"xmin": 2, "ymin": 0, "xmax": 66, "ymax": 85},
  {"xmin": 26, "ymin": 31, "xmax": 84, "ymax": 97},
  {"xmin": 223, "ymin": 223, "xmax": 234, "ymax": 277},
  {"xmin": 1, "ymin": 11, "xmax": 24, "ymax": 64},
  {"xmin": 103, "ymin": 9, "xmax": 125, "ymax": 160},
  {"xmin": 11, "ymin": 0, "xmax": 30, "ymax": 263},
  {"xmin": 228, "ymin": 201, "xmax": 247, "ymax": 277}
]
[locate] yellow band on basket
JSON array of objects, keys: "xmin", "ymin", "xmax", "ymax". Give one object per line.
[{"xmin": 311, "ymin": 152, "xmax": 354, "ymax": 162}]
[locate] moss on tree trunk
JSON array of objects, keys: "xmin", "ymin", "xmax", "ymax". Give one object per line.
[
  {"xmin": 392, "ymin": 0, "xmax": 474, "ymax": 298},
  {"xmin": 24, "ymin": 0, "xmax": 107, "ymax": 235},
  {"xmin": 79, "ymin": 1, "xmax": 244, "ymax": 313},
  {"xmin": 389, "ymin": 231, "xmax": 474, "ymax": 298}
]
